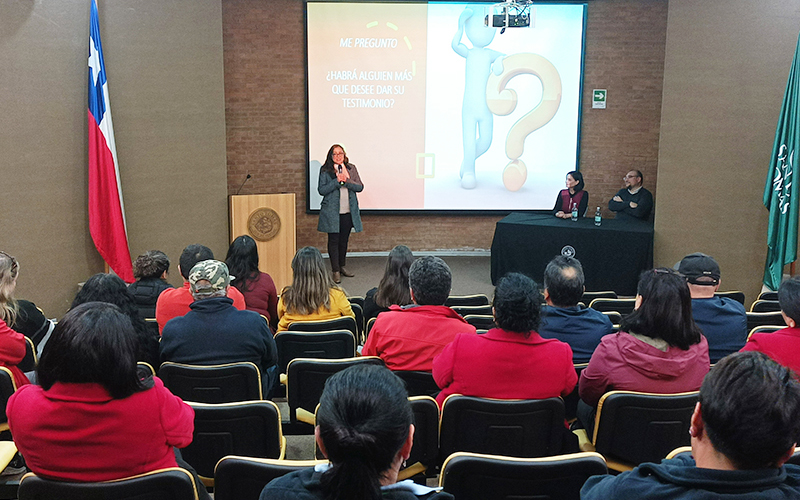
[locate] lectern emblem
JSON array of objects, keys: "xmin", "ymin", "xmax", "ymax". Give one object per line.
[
  {"xmin": 561, "ymin": 245, "xmax": 576, "ymax": 258},
  {"xmin": 247, "ymin": 208, "xmax": 281, "ymax": 242}
]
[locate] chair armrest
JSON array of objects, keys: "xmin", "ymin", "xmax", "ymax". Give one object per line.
[{"xmin": 573, "ymin": 429, "xmax": 595, "ymax": 452}]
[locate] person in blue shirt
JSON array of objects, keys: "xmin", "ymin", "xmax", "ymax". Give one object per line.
[
  {"xmin": 677, "ymin": 252, "xmax": 747, "ymax": 363},
  {"xmin": 581, "ymin": 351, "xmax": 800, "ymax": 499},
  {"xmin": 539, "ymin": 256, "xmax": 613, "ymax": 363}
]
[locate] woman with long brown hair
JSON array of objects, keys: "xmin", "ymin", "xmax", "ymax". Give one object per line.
[{"xmin": 276, "ymin": 247, "xmax": 354, "ymax": 332}]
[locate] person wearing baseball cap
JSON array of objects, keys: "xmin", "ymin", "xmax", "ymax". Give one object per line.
[
  {"xmin": 677, "ymin": 252, "xmax": 747, "ymax": 363},
  {"xmin": 160, "ymin": 260, "xmax": 278, "ymax": 397}
]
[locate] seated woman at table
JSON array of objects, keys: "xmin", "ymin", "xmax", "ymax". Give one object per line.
[
  {"xmin": 552, "ymin": 170, "xmax": 588, "ymax": 218},
  {"xmin": 577, "ymin": 268, "xmax": 710, "ymax": 432}
]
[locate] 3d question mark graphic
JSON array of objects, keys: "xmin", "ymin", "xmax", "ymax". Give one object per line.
[{"xmin": 486, "ymin": 53, "xmax": 562, "ymax": 191}]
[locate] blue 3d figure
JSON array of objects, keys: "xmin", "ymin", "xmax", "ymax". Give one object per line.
[{"xmin": 452, "ymin": 7, "xmax": 504, "ymax": 189}]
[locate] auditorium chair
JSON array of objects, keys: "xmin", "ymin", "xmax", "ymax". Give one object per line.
[
  {"xmin": 588, "ymin": 298, "xmax": 636, "ymax": 315},
  {"xmin": 18, "ymin": 337, "xmax": 36, "ymax": 373},
  {"xmin": 563, "ymin": 363, "xmax": 588, "ymax": 422},
  {"xmin": 274, "ymin": 330, "xmax": 356, "ymax": 377},
  {"xmin": 747, "ymin": 325, "xmax": 783, "ymax": 341},
  {"xmin": 439, "ymin": 451, "xmax": 607, "ymax": 500},
  {"xmin": 450, "ymin": 304, "xmax": 493, "ymax": 317},
  {"xmin": 214, "ymin": 457, "xmax": 326, "ymax": 500},
  {"xmin": 750, "ymin": 299, "xmax": 781, "ymax": 312},
  {"xmin": 180, "ymin": 400, "xmax": 285, "ymax": 487},
  {"xmin": 714, "ymin": 290, "xmax": 745, "ymax": 305},
  {"xmin": 287, "ymin": 316, "xmax": 359, "ymax": 343},
  {"xmin": 158, "ymin": 362, "xmax": 262, "ymax": 403},
  {"xmin": 400, "ymin": 396, "xmax": 440, "ymax": 481},
  {"xmin": 463, "ymin": 314, "xmax": 495, "ymax": 331},
  {"xmin": 18, "ymin": 468, "xmax": 199, "ymax": 500},
  {"xmin": 439, "ymin": 396, "xmax": 567, "ymax": 462},
  {"xmin": 580, "ymin": 290, "xmax": 617, "ymax": 304},
  {"xmin": 285, "ymin": 357, "xmax": 384, "ymax": 429},
  {"xmin": 445, "ymin": 294, "xmax": 490, "ymax": 307},
  {"xmin": 601, "ymin": 311, "xmax": 622, "ymax": 328},
  {"xmin": 350, "ymin": 303, "xmax": 364, "ymax": 341},
  {"xmin": 347, "ymin": 295, "xmax": 364, "ymax": 308},
  {"xmin": 758, "ymin": 290, "xmax": 778, "ymax": 301},
  {"xmin": 0, "ymin": 367, "xmax": 18, "ymax": 433},
  {"xmin": 365, "ymin": 317, "xmax": 377, "ymax": 339},
  {"xmin": 574, "ymin": 390, "xmax": 698, "ymax": 472},
  {"xmin": 393, "ymin": 370, "xmax": 439, "ymax": 398},
  {"xmin": 137, "ymin": 361, "xmax": 155, "ymax": 379},
  {"xmin": 745, "ymin": 311, "xmax": 786, "ymax": 331}
]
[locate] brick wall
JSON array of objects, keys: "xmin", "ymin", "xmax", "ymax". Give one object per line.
[{"xmin": 222, "ymin": 0, "xmax": 667, "ymax": 252}]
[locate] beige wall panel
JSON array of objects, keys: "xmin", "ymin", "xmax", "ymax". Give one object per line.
[
  {"xmin": 656, "ymin": 0, "xmax": 800, "ymax": 303},
  {"xmin": 0, "ymin": 0, "xmax": 227, "ymax": 316}
]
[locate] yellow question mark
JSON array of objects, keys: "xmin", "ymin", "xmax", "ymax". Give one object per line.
[{"xmin": 486, "ymin": 53, "xmax": 562, "ymax": 191}]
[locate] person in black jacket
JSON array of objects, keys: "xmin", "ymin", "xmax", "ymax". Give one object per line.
[
  {"xmin": 260, "ymin": 364, "xmax": 452, "ymax": 500},
  {"xmin": 127, "ymin": 250, "xmax": 173, "ymax": 319}
]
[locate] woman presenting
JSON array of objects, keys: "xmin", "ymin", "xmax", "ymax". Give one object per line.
[
  {"xmin": 553, "ymin": 170, "xmax": 588, "ymax": 218},
  {"xmin": 318, "ymin": 144, "xmax": 363, "ymax": 283}
]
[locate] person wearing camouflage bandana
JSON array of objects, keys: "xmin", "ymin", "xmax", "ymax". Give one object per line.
[{"xmin": 160, "ymin": 260, "xmax": 279, "ymax": 397}]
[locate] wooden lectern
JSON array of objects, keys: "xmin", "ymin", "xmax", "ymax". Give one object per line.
[{"xmin": 229, "ymin": 194, "xmax": 296, "ymax": 292}]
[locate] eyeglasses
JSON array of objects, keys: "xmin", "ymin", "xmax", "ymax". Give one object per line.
[
  {"xmin": 333, "ymin": 152, "xmax": 345, "ymax": 156},
  {"xmin": 624, "ymin": 174, "xmax": 638, "ymax": 179},
  {"xmin": 0, "ymin": 252, "xmax": 18, "ymax": 276}
]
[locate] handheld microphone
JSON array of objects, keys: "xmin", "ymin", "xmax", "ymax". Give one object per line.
[{"xmin": 235, "ymin": 173, "xmax": 252, "ymax": 195}]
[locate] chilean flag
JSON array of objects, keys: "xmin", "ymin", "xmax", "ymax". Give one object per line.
[{"xmin": 88, "ymin": 0, "xmax": 133, "ymax": 283}]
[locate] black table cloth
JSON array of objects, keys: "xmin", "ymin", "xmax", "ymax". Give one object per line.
[{"xmin": 490, "ymin": 213, "xmax": 654, "ymax": 296}]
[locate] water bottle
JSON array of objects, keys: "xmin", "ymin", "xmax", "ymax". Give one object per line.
[
  {"xmin": 571, "ymin": 203, "xmax": 578, "ymax": 221},
  {"xmin": 594, "ymin": 206, "xmax": 602, "ymax": 226}
]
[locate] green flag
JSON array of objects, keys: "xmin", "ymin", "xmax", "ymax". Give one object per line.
[{"xmin": 764, "ymin": 33, "xmax": 800, "ymax": 290}]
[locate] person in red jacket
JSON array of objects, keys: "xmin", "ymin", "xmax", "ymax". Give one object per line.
[
  {"xmin": 156, "ymin": 244, "xmax": 246, "ymax": 333},
  {"xmin": 8, "ymin": 302, "xmax": 198, "ymax": 486},
  {"xmin": 741, "ymin": 275, "xmax": 800, "ymax": 374},
  {"xmin": 0, "ymin": 318, "xmax": 28, "ymax": 388},
  {"xmin": 433, "ymin": 272, "xmax": 576, "ymax": 407},
  {"xmin": 362, "ymin": 256, "xmax": 476, "ymax": 371}
]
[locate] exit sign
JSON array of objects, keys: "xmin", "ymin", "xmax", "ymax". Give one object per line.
[{"xmin": 593, "ymin": 89, "xmax": 607, "ymax": 109}]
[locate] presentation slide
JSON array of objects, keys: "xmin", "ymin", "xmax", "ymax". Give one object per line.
[{"xmin": 307, "ymin": 2, "xmax": 586, "ymax": 211}]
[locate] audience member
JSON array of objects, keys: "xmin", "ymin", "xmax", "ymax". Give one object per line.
[
  {"xmin": 127, "ymin": 250, "xmax": 173, "ymax": 319},
  {"xmin": 0, "ymin": 251, "xmax": 53, "ymax": 351},
  {"xmin": 160, "ymin": 260, "xmax": 278, "ymax": 397},
  {"xmin": 226, "ymin": 235, "xmax": 279, "ymax": 331},
  {"xmin": 363, "ymin": 245, "xmax": 414, "ymax": 321},
  {"xmin": 260, "ymin": 364, "xmax": 453, "ymax": 500},
  {"xmin": 72, "ymin": 273, "xmax": 159, "ymax": 369},
  {"xmin": 677, "ymin": 252, "xmax": 747, "ymax": 362},
  {"xmin": 581, "ymin": 351, "xmax": 800, "ymax": 499},
  {"xmin": 538, "ymin": 256, "xmax": 613, "ymax": 363},
  {"xmin": 155, "ymin": 244, "xmax": 246, "ymax": 333},
  {"xmin": 276, "ymin": 247, "xmax": 354, "ymax": 332},
  {"xmin": 741, "ymin": 275, "xmax": 800, "ymax": 374},
  {"xmin": 8, "ymin": 303, "xmax": 199, "ymax": 485},
  {"xmin": 608, "ymin": 169, "xmax": 653, "ymax": 220},
  {"xmin": 362, "ymin": 256, "xmax": 476, "ymax": 371},
  {"xmin": 433, "ymin": 273, "xmax": 577, "ymax": 407},
  {"xmin": 578, "ymin": 268, "xmax": 709, "ymax": 431}
]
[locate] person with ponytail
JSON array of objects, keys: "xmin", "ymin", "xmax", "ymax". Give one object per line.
[{"xmin": 260, "ymin": 364, "xmax": 453, "ymax": 500}]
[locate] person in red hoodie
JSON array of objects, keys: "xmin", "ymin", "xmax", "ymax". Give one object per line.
[
  {"xmin": 741, "ymin": 275, "xmax": 800, "ymax": 374},
  {"xmin": 8, "ymin": 302, "xmax": 198, "ymax": 487},
  {"xmin": 577, "ymin": 268, "xmax": 710, "ymax": 432}
]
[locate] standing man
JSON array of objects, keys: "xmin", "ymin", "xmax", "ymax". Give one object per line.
[
  {"xmin": 608, "ymin": 170, "xmax": 653, "ymax": 220},
  {"xmin": 677, "ymin": 252, "xmax": 747, "ymax": 363}
]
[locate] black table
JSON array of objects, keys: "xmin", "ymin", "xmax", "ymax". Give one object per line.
[{"xmin": 490, "ymin": 213, "xmax": 654, "ymax": 296}]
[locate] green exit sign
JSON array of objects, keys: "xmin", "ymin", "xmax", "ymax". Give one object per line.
[{"xmin": 593, "ymin": 89, "xmax": 607, "ymax": 109}]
